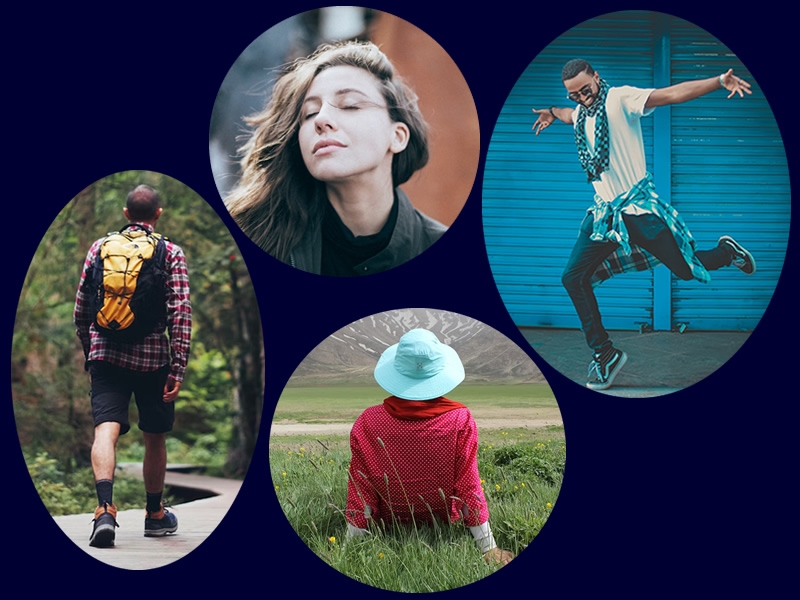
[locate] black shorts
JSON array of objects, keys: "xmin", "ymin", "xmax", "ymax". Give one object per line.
[{"xmin": 89, "ymin": 361, "xmax": 174, "ymax": 435}]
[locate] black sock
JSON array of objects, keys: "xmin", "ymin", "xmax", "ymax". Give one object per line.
[
  {"xmin": 96, "ymin": 479, "xmax": 113, "ymax": 506},
  {"xmin": 146, "ymin": 491, "xmax": 163, "ymax": 514}
]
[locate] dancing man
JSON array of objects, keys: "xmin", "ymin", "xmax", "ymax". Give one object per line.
[{"xmin": 532, "ymin": 59, "xmax": 755, "ymax": 391}]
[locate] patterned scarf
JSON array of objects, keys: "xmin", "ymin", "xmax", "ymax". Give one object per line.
[
  {"xmin": 382, "ymin": 396, "xmax": 467, "ymax": 420},
  {"xmin": 575, "ymin": 78, "xmax": 610, "ymax": 183}
]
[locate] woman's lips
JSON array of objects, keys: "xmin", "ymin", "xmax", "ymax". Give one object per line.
[{"xmin": 313, "ymin": 139, "xmax": 345, "ymax": 155}]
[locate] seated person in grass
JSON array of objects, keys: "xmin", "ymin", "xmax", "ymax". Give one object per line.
[{"xmin": 344, "ymin": 328, "xmax": 514, "ymax": 565}]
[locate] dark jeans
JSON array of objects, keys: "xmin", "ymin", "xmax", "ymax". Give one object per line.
[{"xmin": 562, "ymin": 212, "xmax": 731, "ymax": 353}]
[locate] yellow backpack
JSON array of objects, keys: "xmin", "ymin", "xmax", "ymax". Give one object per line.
[{"xmin": 85, "ymin": 225, "xmax": 168, "ymax": 342}]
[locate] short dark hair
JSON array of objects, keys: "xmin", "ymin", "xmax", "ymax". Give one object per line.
[
  {"xmin": 126, "ymin": 184, "xmax": 161, "ymax": 222},
  {"xmin": 562, "ymin": 59, "xmax": 594, "ymax": 81}
]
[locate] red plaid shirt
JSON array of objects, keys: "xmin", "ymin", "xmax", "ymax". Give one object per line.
[
  {"xmin": 346, "ymin": 402, "xmax": 489, "ymax": 530},
  {"xmin": 74, "ymin": 223, "xmax": 192, "ymax": 381}
]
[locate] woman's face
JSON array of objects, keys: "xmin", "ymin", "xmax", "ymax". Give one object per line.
[{"xmin": 298, "ymin": 65, "xmax": 409, "ymax": 187}]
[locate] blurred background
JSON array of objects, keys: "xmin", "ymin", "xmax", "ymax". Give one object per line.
[
  {"xmin": 209, "ymin": 7, "xmax": 480, "ymax": 227},
  {"xmin": 13, "ymin": 171, "xmax": 263, "ymax": 514}
]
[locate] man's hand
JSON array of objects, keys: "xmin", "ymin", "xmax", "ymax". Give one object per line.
[
  {"xmin": 532, "ymin": 107, "xmax": 555, "ymax": 136},
  {"xmin": 163, "ymin": 376, "xmax": 181, "ymax": 402},
  {"xmin": 720, "ymin": 68, "xmax": 752, "ymax": 99},
  {"xmin": 483, "ymin": 547, "xmax": 515, "ymax": 566}
]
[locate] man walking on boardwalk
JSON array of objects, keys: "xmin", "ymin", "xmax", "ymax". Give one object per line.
[
  {"xmin": 532, "ymin": 59, "xmax": 755, "ymax": 391},
  {"xmin": 74, "ymin": 184, "xmax": 192, "ymax": 547}
]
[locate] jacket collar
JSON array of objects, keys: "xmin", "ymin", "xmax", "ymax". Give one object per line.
[{"xmin": 290, "ymin": 188, "xmax": 441, "ymax": 275}]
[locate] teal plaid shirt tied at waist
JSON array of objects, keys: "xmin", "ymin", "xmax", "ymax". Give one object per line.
[{"xmin": 588, "ymin": 172, "xmax": 711, "ymax": 287}]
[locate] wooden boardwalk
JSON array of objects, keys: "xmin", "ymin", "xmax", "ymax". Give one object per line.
[{"xmin": 52, "ymin": 464, "xmax": 241, "ymax": 570}]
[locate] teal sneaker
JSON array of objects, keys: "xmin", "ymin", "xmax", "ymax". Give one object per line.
[{"xmin": 719, "ymin": 235, "xmax": 756, "ymax": 275}]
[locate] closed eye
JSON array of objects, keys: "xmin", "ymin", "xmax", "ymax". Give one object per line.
[{"xmin": 301, "ymin": 99, "xmax": 381, "ymax": 121}]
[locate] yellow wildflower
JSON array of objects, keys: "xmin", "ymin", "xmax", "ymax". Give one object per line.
[
  {"xmin": 495, "ymin": 484, "xmax": 500, "ymax": 490},
  {"xmin": 546, "ymin": 502, "xmax": 553, "ymax": 508},
  {"xmin": 378, "ymin": 552, "xmax": 385, "ymax": 559},
  {"xmin": 282, "ymin": 472, "xmax": 286, "ymax": 477},
  {"xmin": 329, "ymin": 536, "xmax": 336, "ymax": 544}
]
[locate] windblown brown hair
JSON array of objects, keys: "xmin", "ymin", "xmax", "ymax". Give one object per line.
[{"xmin": 224, "ymin": 40, "xmax": 429, "ymax": 262}]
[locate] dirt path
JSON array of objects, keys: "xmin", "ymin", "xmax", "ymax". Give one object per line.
[{"xmin": 270, "ymin": 406, "xmax": 562, "ymax": 436}]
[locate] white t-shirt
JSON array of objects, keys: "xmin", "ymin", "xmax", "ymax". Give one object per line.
[{"xmin": 572, "ymin": 85, "xmax": 655, "ymax": 205}]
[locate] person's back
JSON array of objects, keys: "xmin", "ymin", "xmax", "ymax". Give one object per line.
[
  {"xmin": 348, "ymin": 400, "xmax": 484, "ymax": 526},
  {"xmin": 74, "ymin": 184, "xmax": 191, "ymax": 548},
  {"xmin": 344, "ymin": 329, "xmax": 513, "ymax": 565}
]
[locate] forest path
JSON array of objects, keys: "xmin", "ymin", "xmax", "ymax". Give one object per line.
[{"xmin": 52, "ymin": 465, "xmax": 241, "ymax": 570}]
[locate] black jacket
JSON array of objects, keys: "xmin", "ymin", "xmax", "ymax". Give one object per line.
[{"xmin": 289, "ymin": 188, "xmax": 447, "ymax": 275}]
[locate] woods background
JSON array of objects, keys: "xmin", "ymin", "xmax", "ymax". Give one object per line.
[{"xmin": 12, "ymin": 171, "xmax": 264, "ymax": 483}]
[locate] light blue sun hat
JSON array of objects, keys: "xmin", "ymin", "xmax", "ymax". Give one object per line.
[{"xmin": 374, "ymin": 329, "xmax": 465, "ymax": 401}]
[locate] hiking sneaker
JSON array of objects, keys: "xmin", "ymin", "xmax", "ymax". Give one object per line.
[
  {"xmin": 718, "ymin": 235, "xmax": 756, "ymax": 275},
  {"xmin": 89, "ymin": 502, "xmax": 118, "ymax": 548},
  {"xmin": 586, "ymin": 347, "xmax": 628, "ymax": 391},
  {"xmin": 144, "ymin": 504, "xmax": 178, "ymax": 537}
]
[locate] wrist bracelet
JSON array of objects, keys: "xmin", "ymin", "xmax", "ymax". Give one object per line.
[
  {"xmin": 548, "ymin": 106, "xmax": 556, "ymax": 119},
  {"xmin": 718, "ymin": 73, "xmax": 725, "ymax": 88}
]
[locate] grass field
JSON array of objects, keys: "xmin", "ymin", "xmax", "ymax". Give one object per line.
[
  {"xmin": 269, "ymin": 384, "xmax": 565, "ymax": 591},
  {"xmin": 274, "ymin": 383, "xmax": 558, "ymax": 423}
]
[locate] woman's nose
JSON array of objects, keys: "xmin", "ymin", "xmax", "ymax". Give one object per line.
[{"xmin": 314, "ymin": 103, "xmax": 337, "ymax": 132}]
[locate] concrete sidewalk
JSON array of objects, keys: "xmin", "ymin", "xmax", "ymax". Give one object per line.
[
  {"xmin": 520, "ymin": 327, "xmax": 751, "ymax": 397},
  {"xmin": 53, "ymin": 465, "xmax": 241, "ymax": 570}
]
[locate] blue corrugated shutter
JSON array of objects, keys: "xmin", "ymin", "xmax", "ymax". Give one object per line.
[
  {"xmin": 483, "ymin": 11, "xmax": 789, "ymax": 333},
  {"xmin": 668, "ymin": 19, "xmax": 790, "ymax": 330}
]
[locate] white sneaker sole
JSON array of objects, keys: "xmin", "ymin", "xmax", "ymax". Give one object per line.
[
  {"xmin": 719, "ymin": 235, "xmax": 756, "ymax": 275},
  {"xmin": 586, "ymin": 351, "xmax": 628, "ymax": 391}
]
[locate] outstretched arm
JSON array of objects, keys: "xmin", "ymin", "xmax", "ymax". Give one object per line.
[
  {"xmin": 645, "ymin": 68, "xmax": 752, "ymax": 108},
  {"xmin": 532, "ymin": 106, "xmax": 574, "ymax": 135}
]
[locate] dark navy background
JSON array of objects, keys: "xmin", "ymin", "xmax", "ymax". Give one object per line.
[{"xmin": 7, "ymin": 2, "xmax": 794, "ymax": 594}]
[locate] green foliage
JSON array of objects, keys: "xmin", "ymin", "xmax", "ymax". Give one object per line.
[
  {"xmin": 13, "ymin": 170, "xmax": 262, "ymax": 477},
  {"xmin": 117, "ymin": 434, "xmax": 230, "ymax": 477},
  {"xmin": 174, "ymin": 345, "xmax": 234, "ymax": 445},
  {"xmin": 481, "ymin": 439, "xmax": 566, "ymax": 486},
  {"xmin": 323, "ymin": 526, "xmax": 496, "ymax": 592},
  {"xmin": 270, "ymin": 432, "xmax": 564, "ymax": 591},
  {"xmin": 27, "ymin": 452, "xmax": 146, "ymax": 516}
]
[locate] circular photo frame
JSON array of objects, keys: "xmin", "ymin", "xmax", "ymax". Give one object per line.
[
  {"xmin": 12, "ymin": 170, "xmax": 264, "ymax": 568},
  {"xmin": 482, "ymin": 10, "xmax": 790, "ymax": 396},
  {"xmin": 211, "ymin": 7, "xmax": 479, "ymax": 276},
  {"xmin": 269, "ymin": 307, "xmax": 564, "ymax": 591}
]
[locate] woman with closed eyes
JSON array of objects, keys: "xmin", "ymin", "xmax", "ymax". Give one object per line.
[{"xmin": 224, "ymin": 41, "xmax": 446, "ymax": 276}]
